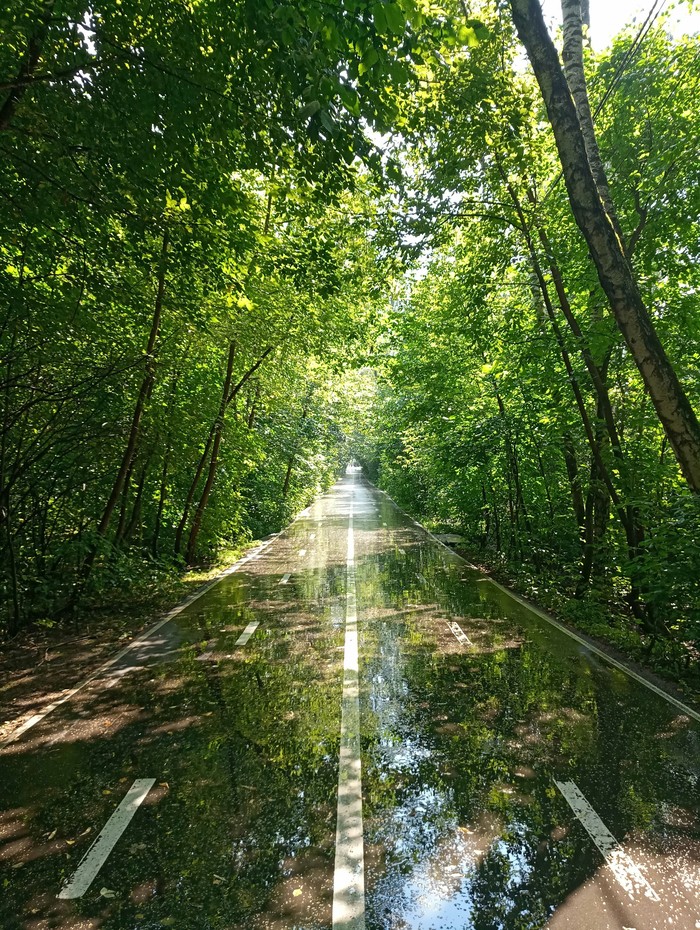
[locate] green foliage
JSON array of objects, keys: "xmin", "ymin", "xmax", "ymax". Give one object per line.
[
  {"xmin": 0, "ymin": 0, "xmax": 404, "ymax": 632},
  {"xmin": 365, "ymin": 11, "xmax": 700, "ymax": 682},
  {"xmin": 2, "ymin": 0, "xmax": 699, "ymax": 693}
]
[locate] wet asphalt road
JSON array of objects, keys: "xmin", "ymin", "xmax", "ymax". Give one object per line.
[{"xmin": 1, "ymin": 472, "xmax": 699, "ymax": 930}]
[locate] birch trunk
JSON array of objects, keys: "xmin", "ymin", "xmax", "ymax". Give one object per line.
[
  {"xmin": 560, "ymin": 0, "xmax": 623, "ymax": 242},
  {"xmin": 509, "ymin": 0, "xmax": 700, "ymax": 492}
]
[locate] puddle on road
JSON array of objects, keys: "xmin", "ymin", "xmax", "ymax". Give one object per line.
[
  {"xmin": 1, "ymin": 478, "xmax": 698, "ymax": 930},
  {"xmin": 356, "ymin": 493, "xmax": 700, "ymax": 930},
  {"xmin": 0, "ymin": 543, "xmax": 347, "ymax": 930}
]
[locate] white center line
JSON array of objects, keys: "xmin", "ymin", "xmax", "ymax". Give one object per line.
[
  {"xmin": 235, "ymin": 620, "xmax": 259, "ymax": 646},
  {"xmin": 333, "ymin": 478, "xmax": 366, "ymax": 930},
  {"xmin": 554, "ymin": 779, "xmax": 659, "ymax": 902},
  {"xmin": 279, "ymin": 573, "xmax": 290, "ymax": 585},
  {"xmin": 58, "ymin": 778, "xmax": 155, "ymax": 899},
  {"xmin": 448, "ymin": 621, "xmax": 472, "ymax": 646}
]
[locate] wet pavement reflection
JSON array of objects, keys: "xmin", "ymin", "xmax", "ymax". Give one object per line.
[
  {"xmin": 1, "ymin": 473, "xmax": 699, "ymax": 930},
  {"xmin": 355, "ymin": 481, "xmax": 700, "ymax": 930}
]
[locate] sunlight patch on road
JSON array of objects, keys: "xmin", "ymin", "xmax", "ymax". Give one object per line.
[{"xmin": 555, "ymin": 779, "xmax": 659, "ymax": 902}]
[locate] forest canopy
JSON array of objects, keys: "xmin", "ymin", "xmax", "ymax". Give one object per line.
[{"xmin": 1, "ymin": 0, "xmax": 699, "ymax": 683}]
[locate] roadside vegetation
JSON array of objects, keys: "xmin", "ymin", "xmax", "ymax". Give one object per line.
[{"xmin": 1, "ymin": 1, "xmax": 699, "ymax": 693}]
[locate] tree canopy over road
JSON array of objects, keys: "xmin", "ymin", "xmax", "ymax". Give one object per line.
[{"xmin": 1, "ymin": 0, "xmax": 699, "ymax": 687}]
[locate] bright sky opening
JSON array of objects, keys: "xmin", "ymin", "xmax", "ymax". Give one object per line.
[{"xmin": 541, "ymin": 0, "xmax": 699, "ymax": 49}]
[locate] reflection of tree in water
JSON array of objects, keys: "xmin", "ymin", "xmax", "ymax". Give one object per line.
[
  {"xmin": 193, "ymin": 628, "xmax": 342, "ymax": 923},
  {"xmin": 360, "ymin": 539, "xmax": 698, "ymax": 929}
]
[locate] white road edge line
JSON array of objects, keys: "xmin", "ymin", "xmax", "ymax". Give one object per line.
[
  {"xmin": 332, "ymin": 474, "xmax": 366, "ymax": 930},
  {"xmin": 57, "ymin": 778, "xmax": 156, "ymax": 899},
  {"xmin": 554, "ymin": 779, "xmax": 660, "ymax": 902},
  {"xmin": 369, "ymin": 483, "xmax": 700, "ymax": 724},
  {"xmin": 1, "ymin": 540, "xmax": 275, "ymax": 749},
  {"xmin": 235, "ymin": 620, "xmax": 259, "ymax": 646},
  {"xmin": 279, "ymin": 573, "xmax": 291, "ymax": 585},
  {"xmin": 482, "ymin": 578, "xmax": 700, "ymax": 724}
]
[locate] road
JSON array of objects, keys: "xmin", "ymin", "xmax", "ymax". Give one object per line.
[{"xmin": 1, "ymin": 471, "xmax": 699, "ymax": 930}]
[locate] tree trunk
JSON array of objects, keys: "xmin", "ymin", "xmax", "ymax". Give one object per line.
[
  {"xmin": 174, "ymin": 425, "xmax": 215, "ymax": 555},
  {"xmin": 282, "ymin": 393, "xmax": 311, "ymax": 498},
  {"xmin": 113, "ymin": 459, "xmax": 135, "ymax": 546},
  {"xmin": 562, "ymin": 433, "xmax": 585, "ymax": 537},
  {"xmin": 580, "ymin": 473, "xmax": 611, "ymax": 592},
  {"xmin": 185, "ymin": 342, "xmax": 236, "ymax": 563},
  {"xmin": 509, "ymin": 0, "xmax": 700, "ymax": 492},
  {"xmin": 124, "ymin": 458, "xmax": 149, "ymax": 544},
  {"xmin": 0, "ymin": 0, "xmax": 56, "ymax": 131},
  {"xmin": 560, "ymin": 0, "xmax": 623, "ymax": 241},
  {"xmin": 2, "ymin": 489, "xmax": 22, "ymax": 636},
  {"xmin": 96, "ymin": 230, "xmax": 169, "ymax": 539},
  {"xmin": 281, "ymin": 456, "xmax": 295, "ymax": 498},
  {"xmin": 507, "ymin": 181, "xmax": 655, "ymax": 620},
  {"xmin": 152, "ymin": 446, "xmax": 171, "ymax": 558},
  {"xmin": 480, "ymin": 481, "xmax": 491, "ymax": 549},
  {"xmin": 175, "ymin": 344, "xmax": 273, "ymax": 555}
]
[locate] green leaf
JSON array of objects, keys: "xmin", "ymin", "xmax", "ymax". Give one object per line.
[
  {"xmin": 384, "ymin": 3, "xmax": 405, "ymax": 35},
  {"xmin": 320, "ymin": 110, "xmax": 335, "ymax": 134},
  {"xmin": 300, "ymin": 100, "xmax": 321, "ymax": 120},
  {"xmin": 372, "ymin": 3, "xmax": 388, "ymax": 36},
  {"xmin": 339, "ymin": 84, "xmax": 361, "ymax": 117},
  {"xmin": 457, "ymin": 25, "xmax": 479, "ymax": 48},
  {"xmin": 362, "ymin": 46, "xmax": 379, "ymax": 69}
]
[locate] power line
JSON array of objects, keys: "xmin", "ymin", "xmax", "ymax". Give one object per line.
[
  {"xmin": 591, "ymin": 0, "xmax": 668, "ymax": 120},
  {"xmin": 539, "ymin": 0, "xmax": 670, "ymax": 206}
]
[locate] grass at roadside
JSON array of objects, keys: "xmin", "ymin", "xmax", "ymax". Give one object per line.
[
  {"xmin": 469, "ymin": 554, "xmax": 700, "ymax": 707},
  {"xmin": 0, "ymin": 541, "xmax": 259, "ymax": 744},
  {"xmin": 423, "ymin": 525, "xmax": 700, "ymax": 709}
]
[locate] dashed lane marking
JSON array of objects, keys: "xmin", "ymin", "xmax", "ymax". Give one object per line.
[
  {"xmin": 235, "ymin": 621, "xmax": 259, "ymax": 646},
  {"xmin": 299, "ymin": 549, "xmax": 307, "ymax": 557},
  {"xmin": 57, "ymin": 779, "xmax": 155, "ymax": 899},
  {"xmin": 279, "ymin": 573, "xmax": 291, "ymax": 585},
  {"xmin": 555, "ymin": 779, "xmax": 659, "ymax": 902},
  {"xmin": 448, "ymin": 621, "xmax": 472, "ymax": 646},
  {"xmin": 197, "ymin": 621, "xmax": 258, "ymax": 660}
]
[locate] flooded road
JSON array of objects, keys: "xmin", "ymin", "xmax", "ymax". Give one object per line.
[{"xmin": 1, "ymin": 472, "xmax": 699, "ymax": 930}]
